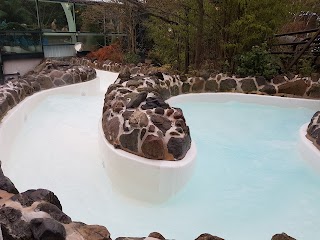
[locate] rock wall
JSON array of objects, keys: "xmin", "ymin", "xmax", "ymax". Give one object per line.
[
  {"xmin": 81, "ymin": 57, "xmax": 320, "ymax": 161},
  {"xmin": 0, "ymin": 162, "xmax": 111, "ymax": 240},
  {"xmin": 72, "ymin": 58, "xmax": 320, "ymax": 100},
  {"xmin": 0, "ymin": 160, "xmax": 297, "ymax": 240},
  {"xmin": 102, "ymin": 70, "xmax": 191, "ymax": 160},
  {"xmin": 0, "ymin": 58, "xmax": 303, "ymax": 239},
  {"xmin": 307, "ymin": 111, "xmax": 320, "ymax": 150},
  {"xmin": 0, "ymin": 59, "xmax": 96, "ymax": 121},
  {"xmin": 72, "ymin": 57, "xmax": 320, "ymax": 160}
]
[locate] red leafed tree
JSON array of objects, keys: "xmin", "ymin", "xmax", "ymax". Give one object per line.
[{"xmin": 86, "ymin": 43, "xmax": 124, "ymax": 62}]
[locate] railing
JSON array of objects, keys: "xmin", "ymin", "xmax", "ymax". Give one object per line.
[
  {"xmin": 0, "ymin": 30, "xmax": 43, "ymax": 55},
  {"xmin": 0, "ymin": 29, "xmax": 127, "ymax": 60},
  {"xmin": 42, "ymin": 31, "xmax": 106, "ymax": 51},
  {"xmin": 0, "ymin": 54, "xmax": 3, "ymax": 84},
  {"xmin": 270, "ymin": 27, "xmax": 320, "ymax": 70}
]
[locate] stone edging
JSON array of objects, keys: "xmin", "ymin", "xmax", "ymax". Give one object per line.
[
  {"xmin": 102, "ymin": 71, "xmax": 192, "ymax": 160},
  {"xmin": 0, "ymin": 58, "xmax": 306, "ymax": 239},
  {"xmin": 306, "ymin": 111, "xmax": 320, "ymax": 150},
  {"xmin": 72, "ymin": 58, "xmax": 320, "ymax": 99},
  {"xmin": 299, "ymin": 123, "xmax": 320, "ymax": 171},
  {"xmin": 71, "ymin": 57, "xmax": 320, "ymax": 160},
  {"xmin": 0, "ymin": 59, "xmax": 96, "ymax": 121},
  {"xmin": 0, "ymin": 60, "xmax": 114, "ymax": 239}
]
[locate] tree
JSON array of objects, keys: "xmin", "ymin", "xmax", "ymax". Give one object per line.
[
  {"xmin": 194, "ymin": 0, "xmax": 204, "ymax": 68},
  {"xmin": 132, "ymin": 0, "xmax": 307, "ymax": 72},
  {"xmin": 77, "ymin": 0, "xmax": 318, "ymax": 72},
  {"xmin": 0, "ymin": 0, "xmax": 34, "ymax": 29},
  {"xmin": 78, "ymin": 1, "xmax": 141, "ymax": 52},
  {"xmin": 37, "ymin": 2, "xmax": 66, "ymax": 30}
]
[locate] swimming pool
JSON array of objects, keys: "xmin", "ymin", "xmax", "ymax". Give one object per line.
[{"xmin": 1, "ymin": 72, "xmax": 320, "ymax": 240}]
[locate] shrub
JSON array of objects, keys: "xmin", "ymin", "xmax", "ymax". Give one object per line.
[
  {"xmin": 236, "ymin": 43, "xmax": 281, "ymax": 79},
  {"xmin": 124, "ymin": 52, "xmax": 141, "ymax": 64},
  {"xmin": 297, "ymin": 57, "xmax": 315, "ymax": 77},
  {"xmin": 147, "ymin": 50, "xmax": 164, "ymax": 66},
  {"xmin": 86, "ymin": 43, "xmax": 123, "ymax": 63}
]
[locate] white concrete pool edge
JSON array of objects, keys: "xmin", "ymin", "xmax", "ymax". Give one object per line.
[
  {"xmin": 98, "ymin": 121, "xmax": 197, "ymax": 202},
  {"xmin": 299, "ymin": 123, "xmax": 320, "ymax": 170},
  {"xmin": 0, "ymin": 68, "xmax": 197, "ymax": 202},
  {"xmin": 0, "ymin": 69, "xmax": 118, "ymax": 168},
  {"xmin": 0, "ymin": 78, "xmax": 97, "ymax": 166},
  {"xmin": 167, "ymin": 92, "xmax": 320, "ymax": 109},
  {"xmin": 168, "ymin": 93, "xmax": 320, "ymax": 173},
  {"xmin": 0, "ymin": 68, "xmax": 319, "ymax": 202}
]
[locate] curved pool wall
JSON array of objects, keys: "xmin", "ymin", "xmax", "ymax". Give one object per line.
[
  {"xmin": 98, "ymin": 121, "xmax": 196, "ymax": 202},
  {"xmin": 299, "ymin": 123, "xmax": 320, "ymax": 171},
  {"xmin": 0, "ymin": 70, "xmax": 118, "ymax": 169},
  {"xmin": 0, "ymin": 69, "xmax": 196, "ymax": 203},
  {"xmin": 167, "ymin": 92, "xmax": 320, "ymax": 165},
  {"xmin": 98, "ymin": 91, "xmax": 320, "ymax": 202},
  {"xmin": 167, "ymin": 92, "xmax": 320, "ymax": 109},
  {"xmin": 1, "ymin": 69, "xmax": 319, "ymax": 201},
  {"xmin": 1, "ymin": 67, "xmax": 320, "ymax": 239}
]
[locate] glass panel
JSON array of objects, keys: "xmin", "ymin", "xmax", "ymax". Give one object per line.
[
  {"xmin": 77, "ymin": 33, "xmax": 105, "ymax": 51},
  {"xmin": 74, "ymin": 3, "xmax": 124, "ymax": 34},
  {"xmin": 42, "ymin": 32, "xmax": 75, "ymax": 46},
  {"xmin": 38, "ymin": 1, "xmax": 68, "ymax": 32},
  {"xmin": 75, "ymin": 4, "xmax": 104, "ymax": 33},
  {"xmin": 74, "ymin": 4, "xmax": 86, "ymax": 32},
  {"xmin": 0, "ymin": 0, "xmax": 39, "ymax": 30},
  {"xmin": 0, "ymin": 31, "xmax": 42, "ymax": 54},
  {"xmin": 74, "ymin": 2, "xmax": 126, "ymax": 50}
]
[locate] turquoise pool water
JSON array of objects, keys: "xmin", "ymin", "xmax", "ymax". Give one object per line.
[
  {"xmin": 4, "ymin": 95, "xmax": 320, "ymax": 240},
  {"xmin": 173, "ymin": 101, "xmax": 319, "ymax": 239}
]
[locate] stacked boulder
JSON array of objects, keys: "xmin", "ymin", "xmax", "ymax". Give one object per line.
[
  {"xmin": 271, "ymin": 233, "xmax": 296, "ymax": 240},
  {"xmin": 307, "ymin": 111, "xmax": 320, "ymax": 150},
  {"xmin": 99, "ymin": 61, "xmax": 320, "ymax": 160},
  {"xmin": 102, "ymin": 69, "xmax": 191, "ymax": 160},
  {"xmin": 0, "ymin": 162, "xmax": 111, "ymax": 240},
  {"xmin": 93, "ymin": 60, "xmax": 320, "ymax": 155},
  {"xmin": 181, "ymin": 73, "xmax": 320, "ymax": 98},
  {"xmin": 0, "ymin": 58, "xmax": 303, "ymax": 239},
  {"xmin": 74, "ymin": 57, "xmax": 320, "ymax": 99},
  {"xmin": 0, "ymin": 59, "xmax": 96, "ymax": 120}
]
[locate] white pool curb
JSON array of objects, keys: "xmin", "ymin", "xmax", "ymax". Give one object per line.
[
  {"xmin": 167, "ymin": 92, "xmax": 320, "ymax": 109},
  {"xmin": 0, "ymin": 78, "xmax": 101, "ymax": 166},
  {"xmin": 0, "ymin": 68, "xmax": 319, "ymax": 203},
  {"xmin": 0, "ymin": 70, "xmax": 118, "ymax": 165},
  {"xmin": 98, "ymin": 120, "xmax": 197, "ymax": 202},
  {"xmin": 299, "ymin": 123, "xmax": 320, "ymax": 170}
]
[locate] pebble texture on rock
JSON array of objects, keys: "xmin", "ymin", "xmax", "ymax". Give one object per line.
[
  {"xmin": 102, "ymin": 69, "xmax": 191, "ymax": 160},
  {"xmin": 68, "ymin": 57, "xmax": 320, "ymax": 161},
  {"xmin": 87, "ymin": 56, "xmax": 320, "ymax": 160},
  {"xmin": 195, "ymin": 233, "xmax": 225, "ymax": 240},
  {"xmin": 0, "ymin": 58, "xmax": 304, "ymax": 239},
  {"xmin": 72, "ymin": 58, "xmax": 320, "ymax": 99},
  {"xmin": 271, "ymin": 233, "xmax": 296, "ymax": 240},
  {"xmin": 0, "ymin": 162, "xmax": 111, "ymax": 240},
  {"xmin": 0, "ymin": 59, "xmax": 96, "ymax": 121},
  {"xmin": 307, "ymin": 111, "xmax": 320, "ymax": 150}
]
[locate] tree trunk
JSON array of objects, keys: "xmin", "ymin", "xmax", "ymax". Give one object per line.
[
  {"xmin": 130, "ymin": 6, "xmax": 135, "ymax": 52},
  {"xmin": 194, "ymin": 0, "xmax": 204, "ymax": 68},
  {"xmin": 126, "ymin": 3, "xmax": 136, "ymax": 53},
  {"xmin": 184, "ymin": 6, "xmax": 190, "ymax": 74}
]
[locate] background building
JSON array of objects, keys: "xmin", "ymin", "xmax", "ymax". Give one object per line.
[{"xmin": 0, "ymin": 0, "xmax": 125, "ymax": 82}]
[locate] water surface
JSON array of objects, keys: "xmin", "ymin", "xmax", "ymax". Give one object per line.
[{"xmin": 5, "ymin": 95, "xmax": 319, "ymax": 240}]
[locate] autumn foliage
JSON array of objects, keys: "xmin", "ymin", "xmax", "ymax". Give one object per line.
[{"xmin": 87, "ymin": 43, "xmax": 124, "ymax": 63}]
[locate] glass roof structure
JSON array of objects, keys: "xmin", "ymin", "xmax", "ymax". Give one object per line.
[{"xmin": 0, "ymin": 0, "xmax": 126, "ymax": 82}]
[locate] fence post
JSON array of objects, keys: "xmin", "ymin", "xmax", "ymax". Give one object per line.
[
  {"xmin": 287, "ymin": 27, "xmax": 320, "ymax": 71},
  {"xmin": 0, "ymin": 52, "xmax": 4, "ymax": 85}
]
